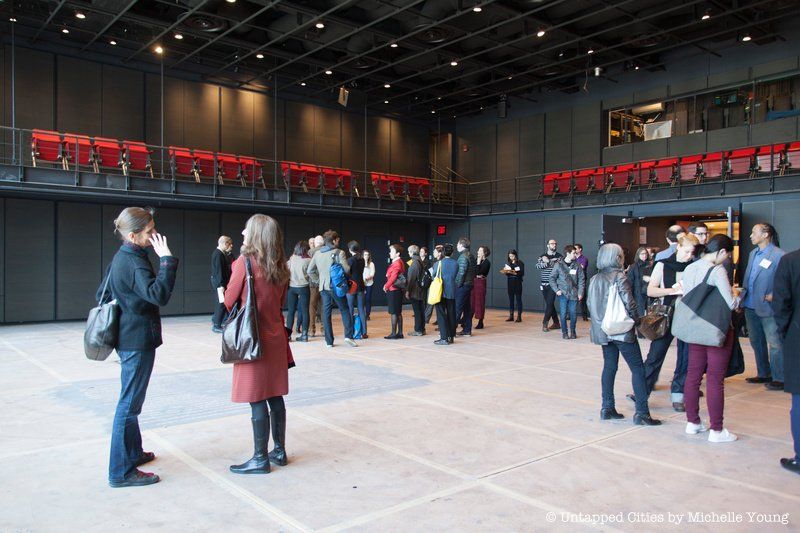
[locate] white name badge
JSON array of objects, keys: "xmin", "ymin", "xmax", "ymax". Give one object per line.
[
  {"xmin": 569, "ymin": 269, "xmax": 577, "ymax": 275},
  {"xmin": 514, "ymin": 266, "xmax": 521, "ymax": 271},
  {"xmin": 759, "ymin": 258, "xmax": 772, "ymax": 269}
]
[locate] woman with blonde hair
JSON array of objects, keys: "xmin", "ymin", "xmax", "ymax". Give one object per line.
[{"xmin": 224, "ymin": 214, "xmax": 293, "ymax": 474}]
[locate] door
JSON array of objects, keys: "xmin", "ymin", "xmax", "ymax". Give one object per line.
[
  {"xmin": 364, "ymin": 235, "xmax": 390, "ymax": 307},
  {"xmin": 601, "ymin": 215, "xmax": 640, "ymax": 267}
]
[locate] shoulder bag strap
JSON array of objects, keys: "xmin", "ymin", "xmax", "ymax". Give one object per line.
[
  {"xmin": 98, "ymin": 267, "xmax": 113, "ymax": 304},
  {"xmin": 436, "ymin": 261, "xmax": 442, "ymax": 279}
]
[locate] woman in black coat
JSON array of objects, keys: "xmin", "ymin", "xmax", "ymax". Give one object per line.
[
  {"xmin": 626, "ymin": 246, "xmax": 652, "ymax": 317},
  {"xmin": 98, "ymin": 207, "xmax": 178, "ymax": 488},
  {"xmin": 502, "ymin": 250, "xmax": 524, "ymax": 322}
]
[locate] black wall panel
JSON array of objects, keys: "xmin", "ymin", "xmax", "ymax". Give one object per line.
[
  {"xmin": 56, "ymin": 56, "xmax": 101, "ymax": 136},
  {"xmin": 490, "ymin": 219, "xmax": 516, "ymax": 309},
  {"xmin": 366, "ymin": 117, "xmax": 391, "ymax": 172},
  {"xmin": 669, "ymin": 132, "xmax": 707, "ymax": 156},
  {"xmin": 473, "ymin": 127, "xmax": 496, "ymax": 180},
  {"xmin": 573, "ymin": 213, "xmax": 601, "ymax": 277},
  {"xmin": 56, "ymin": 202, "xmax": 101, "ymax": 320},
  {"xmin": 183, "ymin": 82, "xmax": 219, "ymax": 152},
  {"xmin": 221, "ymin": 211, "xmax": 251, "ymax": 252},
  {"xmin": 708, "ymin": 67, "xmax": 751, "ymax": 89},
  {"xmin": 253, "ymin": 92, "xmax": 278, "ymax": 161},
  {"xmin": 633, "ymin": 138, "xmax": 668, "ymax": 161},
  {"xmin": 102, "ymin": 65, "xmax": 144, "ymax": 141},
  {"xmin": 101, "ymin": 204, "xmax": 122, "ymax": 269},
  {"xmin": 5, "ymin": 199, "xmax": 55, "ymax": 322},
  {"xmin": 391, "ymin": 121, "xmax": 429, "ymax": 177},
  {"xmin": 285, "ymin": 101, "xmax": 315, "ymax": 163},
  {"xmin": 183, "ymin": 210, "xmax": 221, "ymax": 314},
  {"xmin": 751, "ymin": 117, "xmax": 799, "ymax": 146},
  {"xmin": 516, "ymin": 216, "xmax": 544, "ymax": 311},
  {"xmin": 497, "ymin": 120, "xmax": 519, "ymax": 179},
  {"xmin": 221, "ymin": 87, "xmax": 254, "ymax": 156},
  {"xmin": 519, "ymin": 114, "xmax": 545, "ymax": 176},
  {"xmin": 773, "ymin": 198, "xmax": 800, "ymax": 254},
  {"xmin": 9, "ymin": 48, "xmax": 54, "ymax": 131},
  {"xmin": 545, "ymin": 109, "xmax": 572, "ymax": 172},
  {"xmin": 602, "ymin": 144, "xmax": 634, "ymax": 166},
  {"xmin": 341, "ymin": 111, "xmax": 366, "ymax": 171},
  {"xmin": 707, "ymin": 126, "xmax": 749, "ymax": 152},
  {"xmin": 633, "ymin": 86, "xmax": 668, "ymax": 105},
  {"xmin": 315, "ymin": 106, "xmax": 341, "ymax": 168},
  {"xmin": 456, "ymin": 132, "xmax": 476, "ymax": 180},
  {"xmin": 284, "ymin": 215, "xmax": 317, "ymax": 256},
  {"xmin": 571, "ymin": 102, "xmax": 602, "ymax": 169},
  {"xmin": 145, "ymin": 74, "xmax": 184, "ymax": 147}
]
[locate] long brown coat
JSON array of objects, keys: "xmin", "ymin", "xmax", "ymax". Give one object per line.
[{"xmin": 224, "ymin": 255, "xmax": 291, "ymax": 403}]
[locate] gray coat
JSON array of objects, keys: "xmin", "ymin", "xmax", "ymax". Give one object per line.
[
  {"xmin": 549, "ymin": 260, "xmax": 586, "ymax": 300},
  {"xmin": 587, "ymin": 268, "xmax": 641, "ymax": 345},
  {"xmin": 307, "ymin": 245, "xmax": 350, "ymax": 291}
]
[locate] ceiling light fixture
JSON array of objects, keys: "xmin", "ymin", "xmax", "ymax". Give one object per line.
[
  {"xmin": 558, "ymin": 50, "xmax": 564, "ymax": 58},
  {"xmin": 315, "ymin": 22, "xmax": 325, "ymax": 29},
  {"xmin": 9, "ymin": 17, "xmax": 17, "ymax": 22},
  {"xmin": 450, "ymin": 60, "xmax": 458, "ymax": 66},
  {"xmin": 701, "ymin": 10, "xmax": 711, "ymax": 20},
  {"xmin": 155, "ymin": 45, "xmax": 164, "ymax": 54},
  {"xmin": 225, "ymin": 0, "xmax": 236, "ymax": 3},
  {"xmin": 634, "ymin": 65, "xmax": 640, "ymax": 70},
  {"xmin": 256, "ymin": 53, "xmax": 264, "ymax": 59},
  {"xmin": 324, "ymin": 69, "xmax": 333, "ymax": 75},
  {"xmin": 741, "ymin": 34, "xmax": 752, "ymax": 42},
  {"xmin": 507, "ymin": 75, "xmax": 513, "ymax": 80},
  {"xmin": 300, "ymin": 82, "xmax": 306, "ymax": 86},
  {"xmin": 587, "ymin": 48, "xmax": 594, "ymax": 54},
  {"xmin": 75, "ymin": 12, "xmax": 86, "ymax": 19},
  {"xmin": 384, "ymin": 100, "xmax": 389, "ymax": 104},
  {"xmin": 431, "ymin": 110, "xmax": 436, "ymax": 114},
  {"xmin": 384, "ymin": 83, "xmax": 391, "ymax": 88},
  {"xmin": 109, "ymin": 39, "xmax": 117, "ymax": 45},
  {"xmin": 61, "ymin": 27, "xmax": 70, "ymax": 34},
  {"xmin": 536, "ymin": 28, "xmax": 546, "ymax": 38},
  {"xmin": 174, "ymin": 33, "xmax": 183, "ymax": 40},
  {"xmin": 472, "ymin": 5, "xmax": 482, "ymax": 12},
  {"xmin": 390, "ymin": 42, "xmax": 398, "ymax": 48}
]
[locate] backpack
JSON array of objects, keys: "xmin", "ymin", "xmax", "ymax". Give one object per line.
[
  {"xmin": 353, "ymin": 314, "xmax": 365, "ymax": 340},
  {"xmin": 330, "ymin": 252, "xmax": 349, "ymax": 298}
]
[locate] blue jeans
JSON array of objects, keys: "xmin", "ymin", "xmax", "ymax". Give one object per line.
[
  {"xmin": 744, "ymin": 308, "xmax": 784, "ymax": 381},
  {"xmin": 455, "ymin": 285, "xmax": 473, "ymax": 333},
  {"xmin": 346, "ymin": 290, "xmax": 367, "ymax": 335},
  {"xmin": 792, "ymin": 394, "xmax": 800, "ymax": 461},
  {"xmin": 320, "ymin": 289, "xmax": 354, "ymax": 345},
  {"xmin": 670, "ymin": 340, "xmax": 689, "ymax": 403},
  {"xmin": 558, "ymin": 296, "xmax": 578, "ymax": 335},
  {"xmin": 286, "ymin": 286, "xmax": 310, "ymax": 334},
  {"xmin": 601, "ymin": 340, "xmax": 649, "ymax": 415},
  {"xmin": 109, "ymin": 349, "xmax": 156, "ymax": 482},
  {"xmin": 365, "ymin": 285, "xmax": 374, "ymax": 319}
]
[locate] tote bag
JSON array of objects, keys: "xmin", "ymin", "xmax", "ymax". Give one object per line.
[
  {"xmin": 427, "ymin": 262, "xmax": 443, "ymax": 305},
  {"xmin": 84, "ymin": 272, "xmax": 119, "ymax": 361},
  {"xmin": 220, "ymin": 258, "xmax": 261, "ymax": 364},
  {"xmin": 671, "ymin": 265, "xmax": 732, "ymax": 347},
  {"xmin": 601, "ymin": 282, "xmax": 635, "ymax": 335}
]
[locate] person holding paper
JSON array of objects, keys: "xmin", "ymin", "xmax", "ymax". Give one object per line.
[
  {"xmin": 211, "ymin": 236, "xmax": 234, "ymax": 333},
  {"xmin": 502, "ymin": 250, "xmax": 525, "ymax": 322}
]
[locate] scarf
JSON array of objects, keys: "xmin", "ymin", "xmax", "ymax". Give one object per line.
[{"xmin": 659, "ymin": 253, "xmax": 691, "ymax": 306}]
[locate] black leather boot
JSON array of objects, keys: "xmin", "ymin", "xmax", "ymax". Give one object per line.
[
  {"xmin": 476, "ymin": 319, "xmax": 484, "ymax": 329},
  {"xmin": 268, "ymin": 410, "xmax": 287, "ymax": 466},
  {"xmin": 600, "ymin": 408, "xmax": 624, "ymax": 420},
  {"xmin": 230, "ymin": 417, "xmax": 271, "ymax": 474},
  {"xmin": 515, "ymin": 313, "xmax": 522, "ymax": 322},
  {"xmin": 505, "ymin": 314, "xmax": 514, "ymax": 322}
]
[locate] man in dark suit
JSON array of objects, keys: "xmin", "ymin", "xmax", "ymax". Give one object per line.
[
  {"xmin": 772, "ymin": 248, "xmax": 800, "ymax": 475},
  {"xmin": 211, "ymin": 235, "xmax": 234, "ymax": 333}
]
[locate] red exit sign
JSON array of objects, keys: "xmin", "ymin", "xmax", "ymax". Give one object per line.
[{"xmin": 436, "ymin": 225, "xmax": 447, "ymax": 236}]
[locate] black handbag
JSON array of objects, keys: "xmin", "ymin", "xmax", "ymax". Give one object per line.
[
  {"xmin": 726, "ymin": 329, "xmax": 746, "ymax": 377},
  {"xmin": 220, "ymin": 257, "xmax": 261, "ymax": 364},
  {"xmin": 638, "ymin": 302, "xmax": 673, "ymax": 341},
  {"xmin": 84, "ymin": 272, "xmax": 119, "ymax": 361},
  {"xmin": 393, "ymin": 272, "xmax": 408, "ymax": 290}
]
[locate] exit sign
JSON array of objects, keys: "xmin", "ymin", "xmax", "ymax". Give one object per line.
[{"xmin": 436, "ymin": 225, "xmax": 447, "ymax": 236}]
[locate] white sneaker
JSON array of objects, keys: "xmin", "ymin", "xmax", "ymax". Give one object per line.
[
  {"xmin": 708, "ymin": 428, "xmax": 738, "ymax": 443},
  {"xmin": 325, "ymin": 343, "xmax": 334, "ymax": 348},
  {"xmin": 344, "ymin": 338, "xmax": 358, "ymax": 347},
  {"xmin": 685, "ymin": 421, "xmax": 708, "ymax": 435}
]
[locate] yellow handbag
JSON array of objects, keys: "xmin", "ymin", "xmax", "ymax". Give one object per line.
[{"xmin": 427, "ymin": 261, "xmax": 443, "ymax": 305}]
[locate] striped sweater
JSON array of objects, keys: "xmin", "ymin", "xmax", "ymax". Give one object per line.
[{"xmin": 536, "ymin": 251, "xmax": 562, "ymax": 285}]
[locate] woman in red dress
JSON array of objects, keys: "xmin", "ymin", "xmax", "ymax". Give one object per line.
[
  {"xmin": 224, "ymin": 214, "xmax": 291, "ymax": 474},
  {"xmin": 383, "ymin": 243, "xmax": 406, "ymax": 339}
]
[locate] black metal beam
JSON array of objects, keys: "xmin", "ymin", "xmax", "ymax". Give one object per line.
[
  {"xmin": 80, "ymin": 0, "xmax": 139, "ymax": 51},
  {"xmin": 125, "ymin": 0, "xmax": 213, "ymax": 62},
  {"xmin": 30, "ymin": 0, "xmax": 69, "ymax": 44}
]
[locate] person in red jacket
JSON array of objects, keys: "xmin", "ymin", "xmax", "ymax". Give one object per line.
[
  {"xmin": 384, "ymin": 243, "xmax": 406, "ymax": 339},
  {"xmin": 224, "ymin": 214, "xmax": 293, "ymax": 474}
]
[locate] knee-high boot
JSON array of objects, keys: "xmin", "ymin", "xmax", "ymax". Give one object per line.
[
  {"xmin": 268, "ymin": 410, "xmax": 287, "ymax": 466},
  {"xmin": 230, "ymin": 417, "xmax": 271, "ymax": 474}
]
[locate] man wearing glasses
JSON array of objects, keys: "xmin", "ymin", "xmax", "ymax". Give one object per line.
[{"xmin": 537, "ymin": 239, "xmax": 562, "ymax": 333}]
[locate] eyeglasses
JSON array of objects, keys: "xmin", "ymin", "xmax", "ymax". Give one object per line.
[
  {"xmin": 548, "ymin": 242, "xmax": 557, "ymax": 245},
  {"xmin": 694, "ymin": 232, "xmax": 708, "ymax": 236}
]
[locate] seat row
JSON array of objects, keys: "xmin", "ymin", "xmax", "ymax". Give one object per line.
[{"xmin": 542, "ymin": 141, "xmax": 800, "ymax": 197}]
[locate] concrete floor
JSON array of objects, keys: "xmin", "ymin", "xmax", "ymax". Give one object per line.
[{"xmin": 1, "ymin": 309, "xmax": 798, "ymax": 532}]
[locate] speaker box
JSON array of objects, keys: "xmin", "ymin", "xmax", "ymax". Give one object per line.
[
  {"xmin": 497, "ymin": 100, "xmax": 507, "ymax": 118},
  {"xmin": 338, "ymin": 87, "xmax": 349, "ymax": 107}
]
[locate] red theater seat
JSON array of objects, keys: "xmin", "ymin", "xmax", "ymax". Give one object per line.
[
  {"xmin": 238, "ymin": 157, "xmax": 264, "ymax": 188},
  {"xmin": 122, "ymin": 141, "xmax": 153, "ymax": 178},
  {"xmin": 31, "ymin": 130, "xmax": 68, "ymax": 169},
  {"xmin": 92, "ymin": 137, "xmax": 123, "ymax": 173},
  {"xmin": 542, "ymin": 173, "xmax": 558, "ymax": 197},
  {"xmin": 61, "ymin": 134, "xmax": 94, "ymax": 170},
  {"xmin": 194, "ymin": 150, "xmax": 216, "ymax": 182},
  {"xmin": 783, "ymin": 141, "xmax": 800, "ymax": 175},
  {"xmin": 573, "ymin": 169, "xmax": 594, "ymax": 194},
  {"xmin": 217, "ymin": 154, "xmax": 241, "ymax": 185},
  {"xmin": 679, "ymin": 154, "xmax": 704, "ymax": 183},
  {"xmin": 726, "ymin": 147, "xmax": 757, "ymax": 178},
  {"xmin": 702, "ymin": 152, "xmax": 724, "ymax": 181},
  {"xmin": 169, "ymin": 147, "xmax": 197, "ymax": 181}
]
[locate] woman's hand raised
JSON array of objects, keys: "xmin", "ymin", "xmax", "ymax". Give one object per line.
[{"xmin": 149, "ymin": 233, "xmax": 172, "ymax": 257}]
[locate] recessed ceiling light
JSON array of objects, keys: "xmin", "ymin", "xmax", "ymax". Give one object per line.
[
  {"xmin": 536, "ymin": 29, "xmax": 545, "ymax": 38},
  {"xmin": 587, "ymin": 49, "xmax": 594, "ymax": 54},
  {"xmin": 324, "ymin": 69, "xmax": 332, "ymax": 75},
  {"xmin": 256, "ymin": 53, "xmax": 264, "ymax": 59},
  {"xmin": 431, "ymin": 110, "xmax": 436, "ymax": 114},
  {"xmin": 450, "ymin": 60, "xmax": 458, "ymax": 66},
  {"xmin": 384, "ymin": 100, "xmax": 389, "ymax": 104},
  {"xmin": 480, "ymin": 106, "xmax": 483, "ymax": 110},
  {"xmin": 225, "ymin": 0, "xmax": 236, "ymax": 3},
  {"xmin": 61, "ymin": 27, "xmax": 70, "ymax": 34},
  {"xmin": 174, "ymin": 33, "xmax": 183, "ymax": 40},
  {"xmin": 109, "ymin": 39, "xmax": 117, "ymax": 45},
  {"xmin": 634, "ymin": 65, "xmax": 639, "ymax": 70},
  {"xmin": 9, "ymin": 17, "xmax": 17, "ymax": 22},
  {"xmin": 558, "ymin": 50, "xmax": 564, "ymax": 58},
  {"xmin": 75, "ymin": 12, "xmax": 86, "ymax": 19},
  {"xmin": 741, "ymin": 34, "xmax": 752, "ymax": 42},
  {"xmin": 315, "ymin": 22, "xmax": 325, "ymax": 29},
  {"xmin": 155, "ymin": 45, "xmax": 164, "ymax": 54},
  {"xmin": 300, "ymin": 82, "xmax": 306, "ymax": 86},
  {"xmin": 384, "ymin": 83, "xmax": 391, "ymax": 88},
  {"xmin": 507, "ymin": 75, "xmax": 513, "ymax": 80},
  {"xmin": 390, "ymin": 42, "xmax": 398, "ymax": 48},
  {"xmin": 701, "ymin": 10, "xmax": 711, "ymax": 20},
  {"xmin": 472, "ymin": 5, "xmax": 482, "ymax": 12},
  {"xmin": 437, "ymin": 96, "xmax": 442, "ymax": 100}
]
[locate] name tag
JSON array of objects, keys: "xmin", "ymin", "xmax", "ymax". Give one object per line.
[
  {"xmin": 759, "ymin": 258, "xmax": 772, "ymax": 269},
  {"xmin": 514, "ymin": 266, "xmax": 521, "ymax": 271},
  {"xmin": 569, "ymin": 269, "xmax": 577, "ymax": 275}
]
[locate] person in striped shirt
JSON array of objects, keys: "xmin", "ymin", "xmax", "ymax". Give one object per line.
[{"xmin": 537, "ymin": 239, "xmax": 562, "ymax": 333}]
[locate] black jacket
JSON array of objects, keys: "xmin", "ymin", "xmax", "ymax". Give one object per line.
[
  {"xmin": 348, "ymin": 255, "xmax": 366, "ymax": 291},
  {"xmin": 772, "ymin": 249, "xmax": 800, "ymax": 394},
  {"xmin": 406, "ymin": 255, "xmax": 425, "ymax": 300},
  {"xmin": 97, "ymin": 243, "xmax": 179, "ymax": 351},
  {"xmin": 211, "ymin": 248, "xmax": 233, "ymax": 289},
  {"xmin": 455, "ymin": 250, "xmax": 476, "ymax": 287}
]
